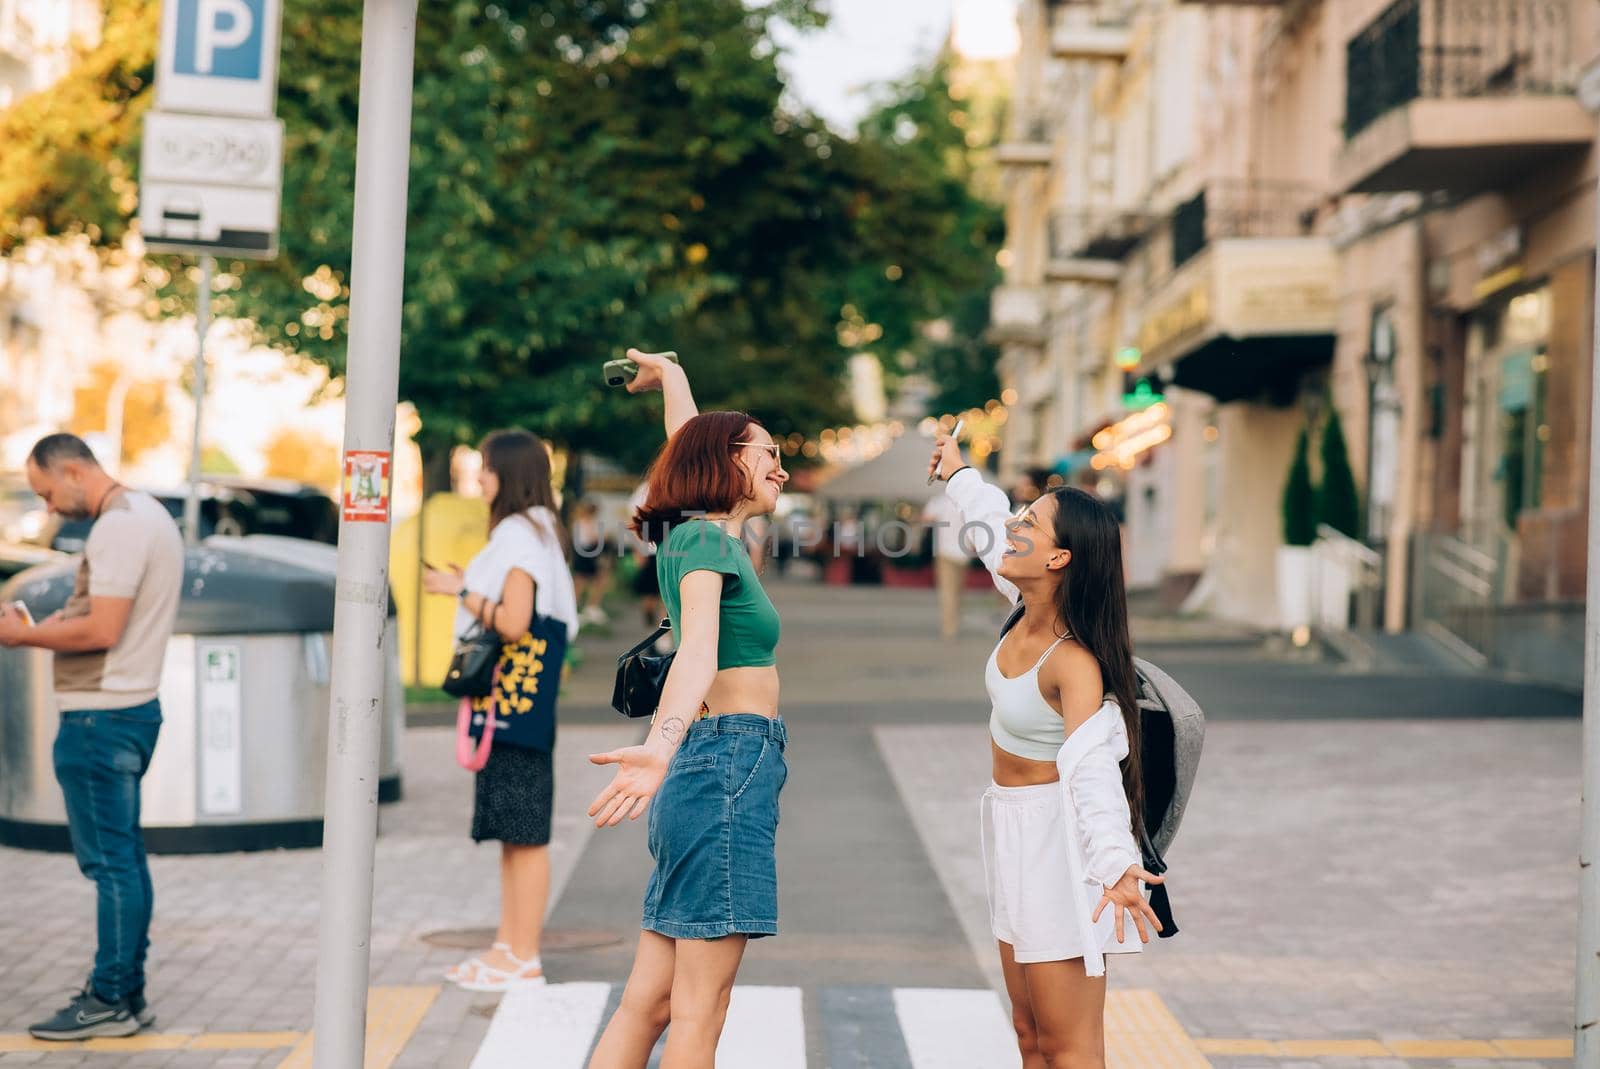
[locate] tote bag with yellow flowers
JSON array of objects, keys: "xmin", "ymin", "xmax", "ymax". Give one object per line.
[{"xmin": 458, "ymin": 616, "xmax": 569, "ymax": 764}]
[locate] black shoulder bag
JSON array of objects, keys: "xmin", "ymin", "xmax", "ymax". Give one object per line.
[
  {"xmin": 612, "ymin": 619, "xmax": 672, "ymax": 718},
  {"xmin": 443, "ymin": 593, "xmax": 503, "ymax": 699}
]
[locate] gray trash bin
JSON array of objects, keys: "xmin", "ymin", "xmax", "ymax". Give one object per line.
[{"xmin": 0, "ymin": 535, "xmax": 405, "ymax": 853}]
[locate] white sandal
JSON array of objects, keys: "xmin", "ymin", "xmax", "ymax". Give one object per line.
[
  {"xmin": 446, "ymin": 942, "xmax": 509, "ymax": 984},
  {"xmin": 453, "ymin": 946, "xmax": 546, "ymax": 992}
]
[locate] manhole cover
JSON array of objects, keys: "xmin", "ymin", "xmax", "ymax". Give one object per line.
[{"xmin": 421, "ymin": 927, "xmax": 624, "ymax": 952}]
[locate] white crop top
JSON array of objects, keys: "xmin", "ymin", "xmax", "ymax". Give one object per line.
[{"xmin": 987, "ymin": 634, "xmax": 1073, "ymax": 761}]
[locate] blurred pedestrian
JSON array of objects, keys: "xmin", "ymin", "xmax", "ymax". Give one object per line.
[
  {"xmin": 423, "ymin": 429, "xmax": 579, "ymax": 992},
  {"xmin": 0, "ymin": 434, "xmax": 182, "ymax": 1040},
  {"xmin": 585, "ymin": 350, "xmax": 790, "ymax": 1069},
  {"xmin": 927, "ymin": 433, "xmax": 1166, "ymax": 1068},
  {"xmin": 572, "ymin": 499, "xmax": 612, "ymax": 627},
  {"xmin": 625, "ymin": 480, "xmax": 669, "ymax": 653},
  {"xmin": 921, "ymin": 490, "xmax": 972, "ymax": 639}
]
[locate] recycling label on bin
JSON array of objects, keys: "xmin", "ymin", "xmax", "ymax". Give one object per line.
[
  {"xmin": 343, "ymin": 450, "xmax": 391, "ymax": 523},
  {"xmin": 198, "ymin": 643, "xmax": 243, "ymax": 816}
]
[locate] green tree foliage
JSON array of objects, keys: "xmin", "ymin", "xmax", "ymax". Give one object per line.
[
  {"xmin": 1316, "ymin": 407, "xmax": 1361, "ymax": 538},
  {"xmin": 1282, "ymin": 427, "xmax": 1316, "ymax": 547},
  {"xmin": 1, "ymin": 0, "xmax": 999, "ymax": 473}
]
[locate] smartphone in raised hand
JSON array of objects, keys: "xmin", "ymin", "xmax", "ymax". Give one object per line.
[{"xmin": 603, "ymin": 351, "xmax": 679, "ymax": 387}]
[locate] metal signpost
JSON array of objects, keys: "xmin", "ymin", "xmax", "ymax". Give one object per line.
[
  {"xmin": 311, "ymin": 1, "xmax": 418, "ymax": 1065},
  {"xmin": 140, "ymin": 0, "xmax": 285, "ymax": 542},
  {"xmin": 1575, "ymin": 59, "xmax": 1600, "ymax": 1069}
]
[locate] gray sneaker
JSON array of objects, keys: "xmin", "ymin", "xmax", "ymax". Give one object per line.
[
  {"xmin": 28, "ymin": 989, "xmax": 139, "ymax": 1041},
  {"xmin": 128, "ymin": 989, "xmax": 156, "ymax": 1029}
]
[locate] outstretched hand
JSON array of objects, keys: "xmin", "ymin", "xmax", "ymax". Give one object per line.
[
  {"xmin": 1092, "ymin": 865, "xmax": 1166, "ymax": 944},
  {"xmin": 587, "ymin": 745, "xmax": 670, "ymax": 827},
  {"xmin": 624, "ymin": 349, "xmax": 680, "ymax": 395}
]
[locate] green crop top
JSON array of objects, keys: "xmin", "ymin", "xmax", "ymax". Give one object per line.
[{"xmin": 657, "ymin": 519, "xmax": 781, "ymax": 669}]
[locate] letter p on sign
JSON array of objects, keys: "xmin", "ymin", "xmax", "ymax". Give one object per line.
[{"xmin": 176, "ymin": 0, "xmax": 263, "ymax": 79}]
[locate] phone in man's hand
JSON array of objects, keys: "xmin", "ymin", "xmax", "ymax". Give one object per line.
[{"xmin": 603, "ymin": 351, "xmax": 679, "ymax": 387}]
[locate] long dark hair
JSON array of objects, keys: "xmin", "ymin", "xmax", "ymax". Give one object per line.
[
  {"xmin": 1048, "ymin": 487, "xmax": 1144, "ymax": 839},
  {"xmin": 480, "ymin": 429, "xmax": 568, "ymax": 555},
  {"xmin": 630, "ymin": 411, "xmax": 760, "ymax": 543}
]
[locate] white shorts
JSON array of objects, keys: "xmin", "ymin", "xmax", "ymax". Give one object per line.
[{"xmin": 980, "ymin": 781, "xmax": 1143, "ymax": 965}]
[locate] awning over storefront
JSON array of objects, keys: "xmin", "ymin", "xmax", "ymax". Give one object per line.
[
  {"xmin": 814, "ymin": 431, "xmax": 941, "ymax": 505},
  {"xmin": 1135, "ymin": 237, "xmax": 1337, "ymax": 404}
]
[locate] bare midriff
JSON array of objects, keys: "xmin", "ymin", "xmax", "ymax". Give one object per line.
[
  {"xmin": 703, "ymin": 665, "xmax": 781, "ymax": 718},
  {"xmin": 992, "ymin": 741, "xmax": 1059, "ymax": 788}
]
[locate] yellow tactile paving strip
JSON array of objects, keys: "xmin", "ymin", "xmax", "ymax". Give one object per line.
[
  {"xmin": 1107, "ymin": 989, "xmax": 1213, "ymax": 1068},
  {"xmin": 0, "ymin": 985, "xmax": 436, "ymax": 1063},
  {"xmin": 1194, "ymin": 1035, "xmax": 1575, "ymax": 1060},
  {"xmin": 0, "ymin": 1031, "xmax": 296, "ymax": 1053},
  {"xmin": 274, "ymin": 985, "xmax": 439, "ymax": 1069}
]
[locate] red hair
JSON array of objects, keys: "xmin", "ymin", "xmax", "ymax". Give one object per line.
[{"xmin": 631, "ymin": 411, "xmax": 760, "ymax": 543}]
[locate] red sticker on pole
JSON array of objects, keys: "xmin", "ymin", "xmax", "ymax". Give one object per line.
[{"xmin": 342, "ymin": 450, "xmax": 392, "ymax": 523}]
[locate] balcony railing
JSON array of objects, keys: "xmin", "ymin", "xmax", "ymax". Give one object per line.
[
  {"xmin": 997, "ymin": 115, "xmax": 1054, "ymax": 167},
  {"xmin": 989, "ymin": 285, "xmax": 1049, "ymax": 346},
  {"xmin": 1345, "ymin": 0, "xmax": 1573, "ymax": 139},
  {"xmin": 1168, "ymin": 180, "xmax": 1319, "ymax": 270},
  {"xmin": 1051, "ymin": 210, "xmax": 1155, "ymax": 263}
]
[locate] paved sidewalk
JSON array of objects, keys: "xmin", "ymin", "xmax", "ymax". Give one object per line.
[{"xmin": 0, "ymin": 577, "xmax": 1582, "ymax": 1067}]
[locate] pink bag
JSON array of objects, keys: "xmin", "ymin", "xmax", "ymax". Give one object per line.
[{"xmin": 455, "ymin": 662, "xmax": 501, "ymax": 772}]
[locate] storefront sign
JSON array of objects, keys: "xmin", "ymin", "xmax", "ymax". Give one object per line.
[
  {"xmin": 1136, "ymin": 287, "xmax": 1210, "ymax": 360},
  {"xmin": 1136, "ymin": 239, "xmax": 1337, "ymax": 367}
]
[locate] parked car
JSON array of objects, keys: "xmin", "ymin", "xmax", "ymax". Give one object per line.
[{"xmin": 33, "ymin": 478, "xmax": 339, "ymax": 553}]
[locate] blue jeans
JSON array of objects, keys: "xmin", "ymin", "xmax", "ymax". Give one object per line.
[{"xmin": 53, "ymin": 699, "xmax": 162, "ymax": 1003}]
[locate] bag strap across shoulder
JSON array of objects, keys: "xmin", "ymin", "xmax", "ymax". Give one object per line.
[{"xmin": 618, "ymin": 618, "xmax": 672, "ymax": 664}]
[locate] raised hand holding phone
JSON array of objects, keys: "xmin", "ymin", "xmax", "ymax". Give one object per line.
[
  {"xmin": 927, "ymin": 419, "xmax": 966, "ymax": 484},
  {"xmin": 603, "ymin": 350, "xmax": 680, "ymax": 390}
]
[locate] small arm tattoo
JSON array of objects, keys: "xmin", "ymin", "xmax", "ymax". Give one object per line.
[{"xmin": 659, "ymin": 717, "xmax": 688, "ymax": 745}]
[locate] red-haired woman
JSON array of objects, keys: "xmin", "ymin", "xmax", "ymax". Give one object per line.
[{"xmin": 586, "ymin": 350, "xmax": 789, "ymax": 1069}]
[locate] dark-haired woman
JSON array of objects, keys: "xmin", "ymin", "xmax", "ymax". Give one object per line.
[
  {"xmin": 927, "ymin": 433, "xmax": 1165, "ymax": 1069},
  {"xmin": 586, "ymin": 350, "xmax": 788, "ymax": 1069},
  {"xmin": 423, "ymin": 429, "xmax": 579, "ymax": 992}
]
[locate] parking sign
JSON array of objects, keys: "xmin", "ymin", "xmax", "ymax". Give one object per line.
[{"xmin": 157, "ymin": 0, "xmax": 282, "ymax": 118}]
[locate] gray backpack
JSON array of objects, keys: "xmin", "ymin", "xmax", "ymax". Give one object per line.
[{"xmin": 1003, "ymin": 608, "xmax": 1205, "ymax": 937}]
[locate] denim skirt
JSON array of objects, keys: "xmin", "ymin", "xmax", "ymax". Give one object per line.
[{"xmin": 642, "ymin": 714, "xmax": 788, "ymax": 940}]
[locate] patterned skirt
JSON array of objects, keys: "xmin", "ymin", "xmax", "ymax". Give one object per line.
[{"xmin": 471, "ymin": 743, "xmax": 553, "ymax": 846}]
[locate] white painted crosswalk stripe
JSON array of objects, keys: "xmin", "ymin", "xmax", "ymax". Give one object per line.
[
  {"xmin": 893, "ymin": 987, "xmax": 1022, "ymax": 1069},
  {"xmin": 469, "ymin": 983, "xmax": 1200, "ymax": 1069},
  {"xmin": 716, "ymin": 985, "xmax": 806, "ymax": 1068},
  {"xmin": 469, "ymin": 981, "xmax": 611, "ymax": 1069}
]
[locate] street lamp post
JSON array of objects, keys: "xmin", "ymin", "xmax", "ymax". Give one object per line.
[{"xmin": 311, "ymin": 0, "xmax": 418, "ymax": 1065}]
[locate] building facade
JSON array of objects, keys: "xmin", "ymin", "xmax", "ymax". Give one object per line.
[{"xmin": 995, "ymin": 0, "xmax": 1596, "ymax": 685}]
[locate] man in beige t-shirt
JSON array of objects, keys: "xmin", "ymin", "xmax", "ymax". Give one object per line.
[{"xmin": 0, "ymin": 434, "xmax": 182, "ymax": 1040}]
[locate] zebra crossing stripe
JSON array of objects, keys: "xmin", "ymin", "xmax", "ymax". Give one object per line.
[
  {"xmin": 469, "ymin": 982, "xmax": 611, "ymax": 1069},
  {"xmin": 716, "ymin": 985, "xmax": 805, "ymax": 1068},
  {"xmin": 893, "ymin": 987, "xmax": 1021, "ymax": 1069},
  {"xmin": 468, "ymin": 983, "xmax": 1205, "ymax": 1068}
]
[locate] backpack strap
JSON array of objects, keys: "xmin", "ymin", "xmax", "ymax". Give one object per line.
[{"xmin": 1139, "ymin": 827, "xmax": 1178, "ymax": 939}]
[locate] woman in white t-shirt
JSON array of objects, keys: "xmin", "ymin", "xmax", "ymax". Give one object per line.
[{"xmin": 424, "ymin": 429, "xmax": 579, "ymax": 991}]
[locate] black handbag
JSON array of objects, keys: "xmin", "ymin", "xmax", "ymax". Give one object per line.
[
  {"xmin": 443, "ymin": 623, "xmax": 502, "ymax": 699},
  {"xmin": 612, "ymin": 619, "xmax": 673, "ymax": 719}
]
